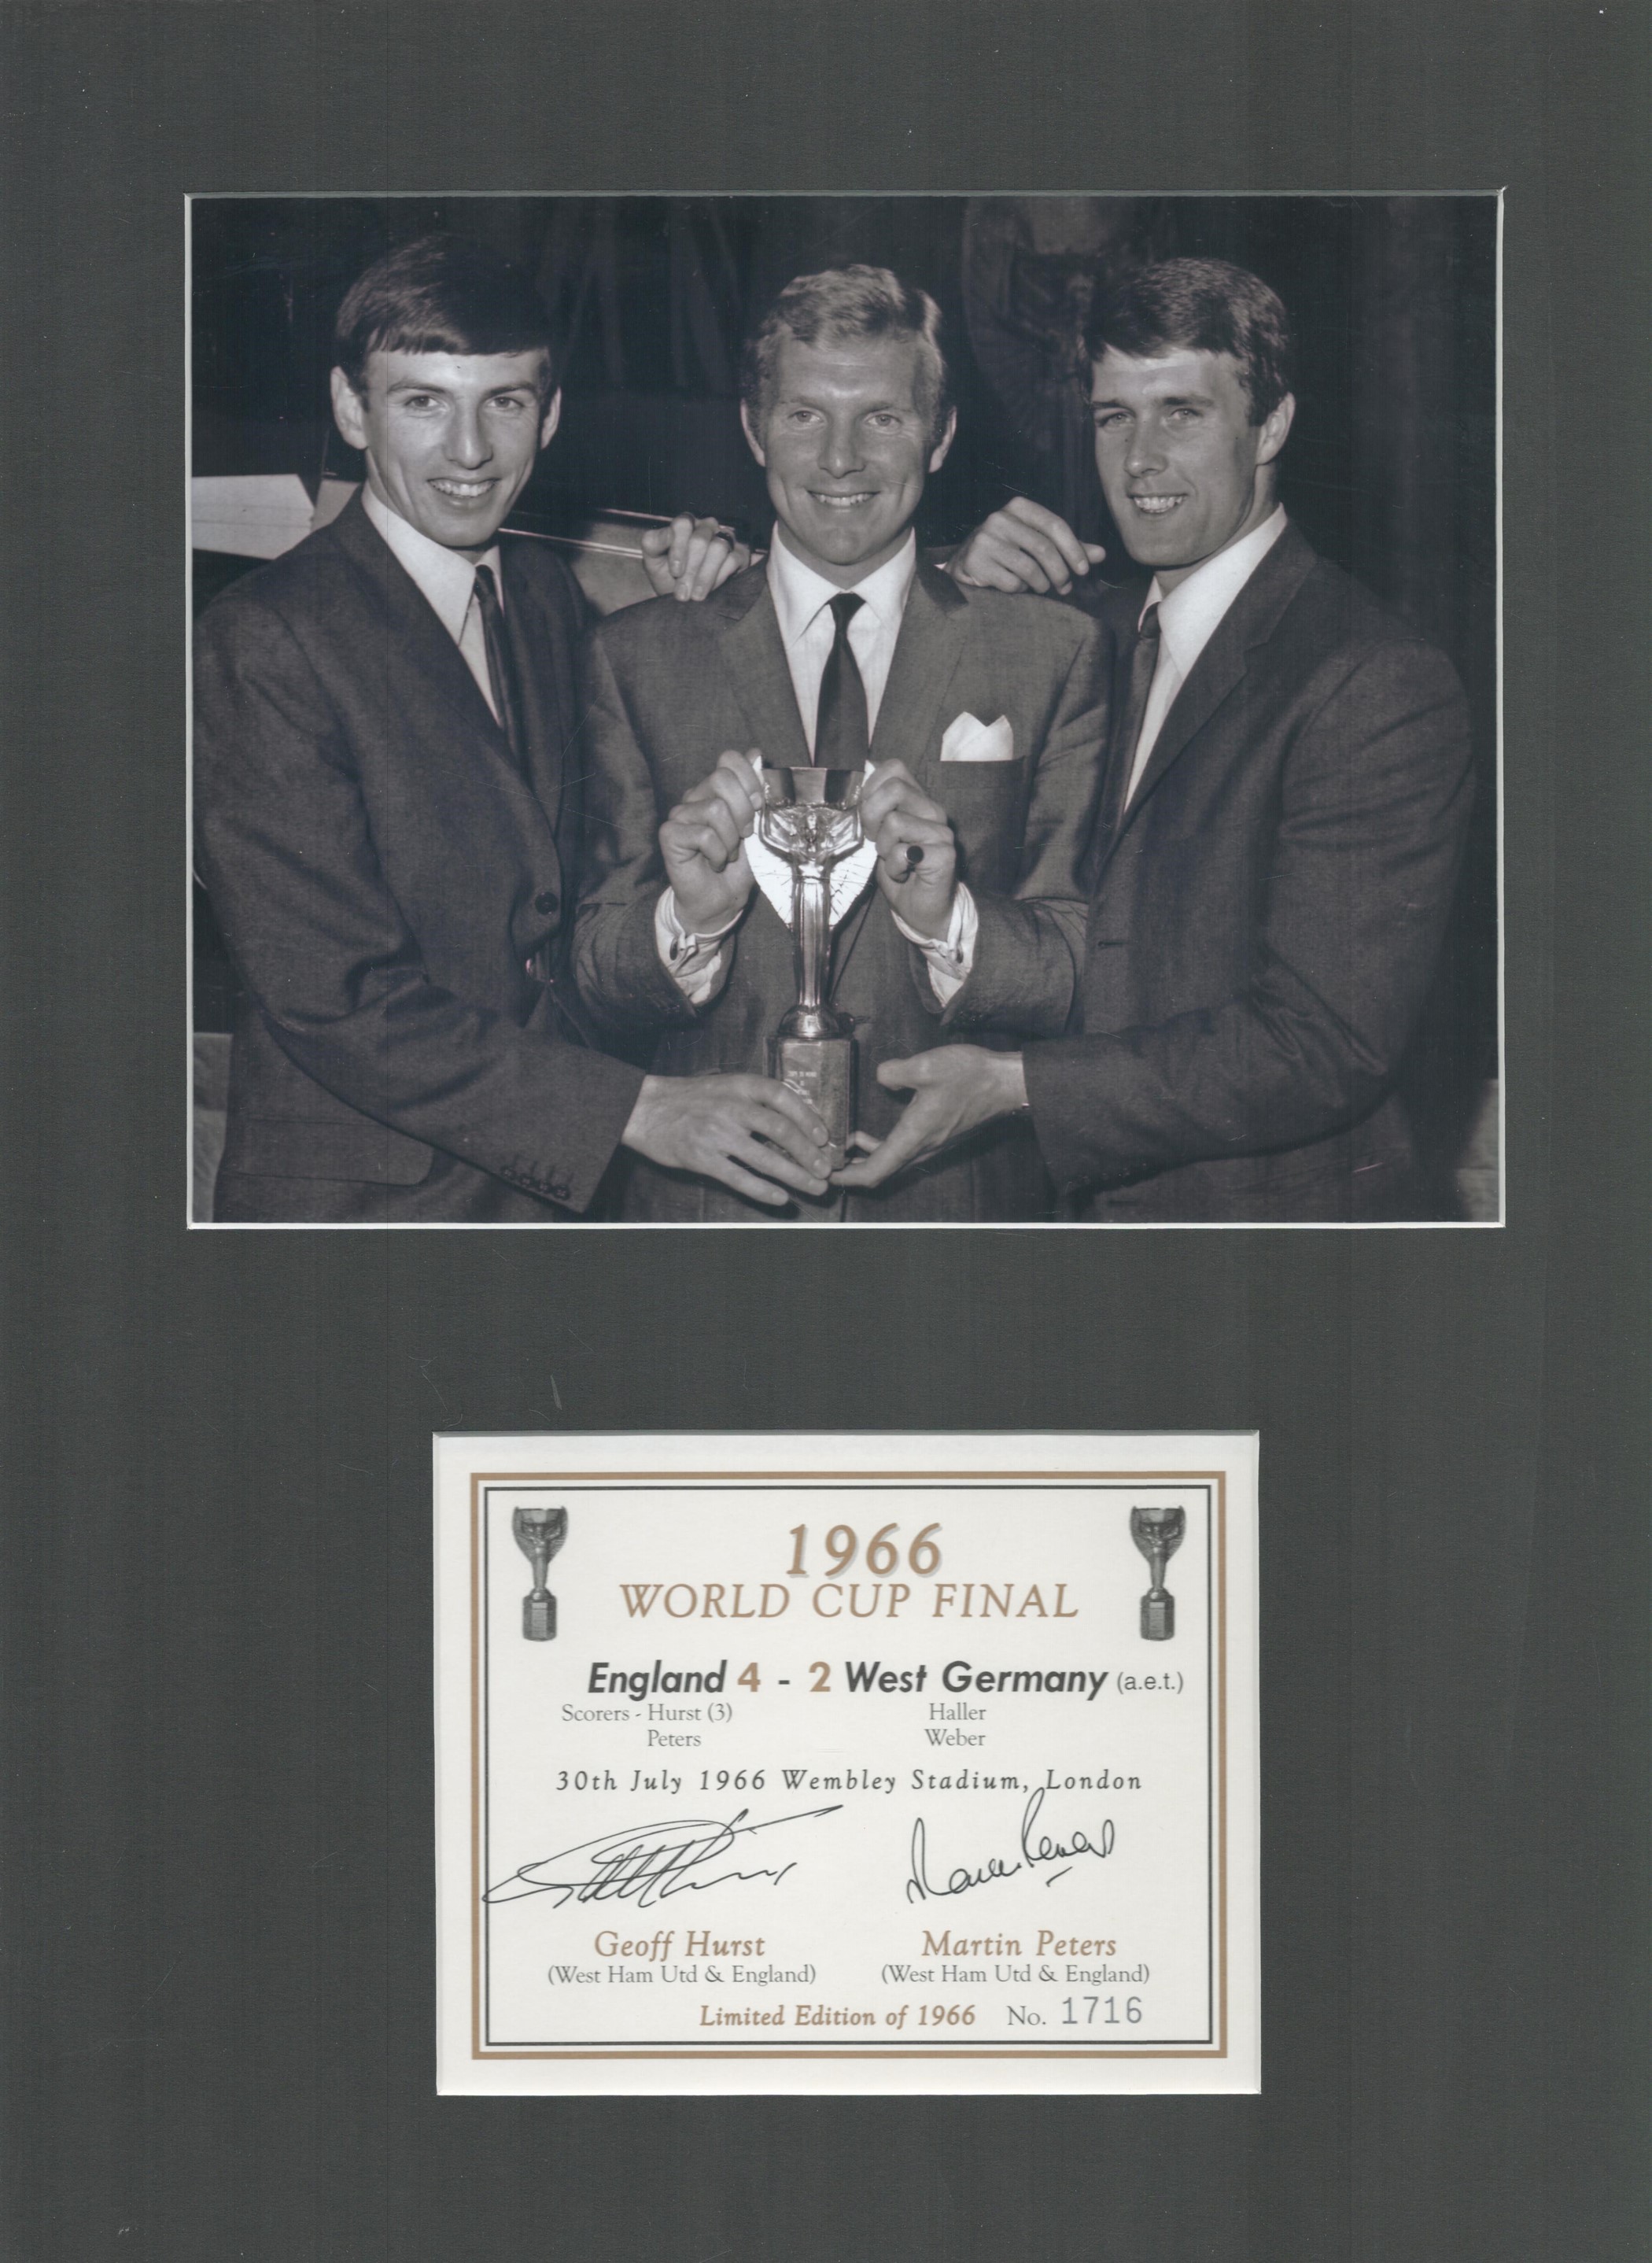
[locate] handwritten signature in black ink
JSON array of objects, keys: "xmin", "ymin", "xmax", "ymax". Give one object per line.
[
  {"xmin": 486, "ymin": 1806, "xmax": 843, "ymax": 1911},
  {"xmin": 905, "ymin": 1790, "xmax": 1116, "ymax": 1903}
]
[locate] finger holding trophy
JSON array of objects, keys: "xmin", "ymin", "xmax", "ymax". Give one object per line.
[
  {"xmin": 857, "ymin": 759, "xmax": 959, "ymax": 939},
  {"xmin": 658, "ymin": 748, "xmax": 765, "ymax": 936}
]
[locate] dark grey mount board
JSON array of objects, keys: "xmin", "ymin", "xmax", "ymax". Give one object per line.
[{"xmin": 2, "ymin": 5, "xmax": 1646, "ymax": 2260}]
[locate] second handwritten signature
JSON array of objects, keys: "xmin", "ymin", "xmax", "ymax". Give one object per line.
[{"xmin": 905, "ymin": 1790, "xmax": 1116, "ymax": 1903}]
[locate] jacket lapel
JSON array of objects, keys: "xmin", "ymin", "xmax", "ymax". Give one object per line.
[
  {"xmin": 868, "ymin": 559, "xmax": 968, "ymax": 776},
  {"xmin": 698, "ymin": 569, "xmax": 812, "ymax": 952},
  {"xmin": 1104, "ymin": 522, "xmax": 1318, "ymax": 863},
  {"xmin": 835, "ymin": 562, "xmax": 969, "ymax": 981},
  {"xmin": 1093, "ymin": 583, "xmax": 1149, "ymax": 849},
  {"xmin": 330, "ymin": 495, "xmax": 527, "ymax": 779},
  {"xmin": 714, "ymin": 570, "xmax": 813, "ymax": 770},
  {"xmin": 499, "ymin": 538, "xmax": 572, "ymax": 840}
]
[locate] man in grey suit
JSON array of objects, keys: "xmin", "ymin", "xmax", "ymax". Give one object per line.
[
  {"xmin": 837, "ymin": 258, "xmax": 1475, "ymax": 1221},
  {"xmin": 573, "ymin": 266, "xmax": 1108, "ymax": 1221},
  {"xmin": 196, "ymin": 234, "xmax": 832, "ymax": 1223}
]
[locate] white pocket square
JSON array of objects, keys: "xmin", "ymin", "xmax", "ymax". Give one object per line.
[{"xmin": 939, "ymin": 711, "xmax": 1016, "ymax": 762}]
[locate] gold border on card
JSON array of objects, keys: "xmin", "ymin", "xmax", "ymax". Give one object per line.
[{"xmin": 466, "ymin": 1467, "xmax": 1232, "ymax": 2060}]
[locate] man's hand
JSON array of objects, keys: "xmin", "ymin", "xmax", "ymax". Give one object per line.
[
  {"xmin": 946, "ymin": 498, "xmax": 1105, "ymax": 596},
  {"xmin": 622, "ymin": 1072, "xmax": 832, "ymax": 1206},
  {"xmin": 857, "ymin": 760, "xmax": 957, "ymax": 940},
  {"xmin": 659, "ymin": 750, "xmax": 764, "ymax": 936},
  {"xmin": 639, "ymin": 515, "xmax": 751, "ymax": 602},
  {"xmin": 831, "ymin": 1047, "xmax": 1029, "ymax": 1190}
]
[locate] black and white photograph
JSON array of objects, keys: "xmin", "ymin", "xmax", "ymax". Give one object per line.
[{"xmin": 190, "ymin": 194, "xmax": 1499, "ymax": 1227}]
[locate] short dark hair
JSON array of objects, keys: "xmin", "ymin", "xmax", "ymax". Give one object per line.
[
  {"xmin": 741, "ymin": 265, "xmax": 951, "ymax": 442},
  {"xmin": 1085, "ymin": 257, "xmax": 1295, "ymax": 423},
  {"xmin": 333, "ymin": 233, "xmax": 558, "ymax": 398}
]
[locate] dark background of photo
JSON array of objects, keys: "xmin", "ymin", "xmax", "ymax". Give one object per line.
[
  {"xmin": 189, "ymin": 190, "xmax": 1499, "ymax": 1202},
  {"xmin": 6, "ymin": 6, "xmax": 1648, "ymax": 2263},
  {"xmin": 190, "ymin": 190, "xmax": 1495, "ymax": 644}
]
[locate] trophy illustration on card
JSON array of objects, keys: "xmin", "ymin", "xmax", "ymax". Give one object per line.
[
  {"xmin": 1130, "ymin": 1504, "xmax": 1186, "ymax": 1641},
  {"xmin": 512, "ymin": 1504, "xmax": 567, "ymax": 1641},
  {"xmin": 757, "ymin": 766, "xmax": 865, "ymax": 1170}
]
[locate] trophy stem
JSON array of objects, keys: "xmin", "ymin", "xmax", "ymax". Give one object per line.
[
  {"xmin": 1141, "ymin": 1548, "xmax": 1173, "ymax": 1639},
  {"xmin": 792, "ymin": 865, "xmax": 830, "ymax": 1016},
  {"xmin": 758, "ymin": 770, "xmax": 863, "ymax": 1168},
  {"xmin": 524, "ymin": 1543, "xmax": 554, "ymax": 1637}
]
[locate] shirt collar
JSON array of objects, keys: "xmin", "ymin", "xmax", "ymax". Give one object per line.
[
  {"xmin": 361, "ymin": 484, "xmax": 501, "ymax": 643},
  {"xmin": 1143, "ymin": 506, "xmax": 1288, "ymax": 673},
  {"xmin": 766, "ymin": 525, "xmax": 918, "ymax": 649}
]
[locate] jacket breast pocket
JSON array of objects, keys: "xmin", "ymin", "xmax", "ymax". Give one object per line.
[{"xmin": 935, "ymin": 755, "xmax": 1028, "ymax": 892}]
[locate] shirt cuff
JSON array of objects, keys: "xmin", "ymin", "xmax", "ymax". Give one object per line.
[
  {"xmin": 893, "ymin": 884, "xmax": 977, "ymax": 1006},
  {"xmin": 655, "ymin": 888, "xmax": 740, "ymax": 1006}
]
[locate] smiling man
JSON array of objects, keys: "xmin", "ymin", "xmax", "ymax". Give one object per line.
[
  {"xmin": 195, "ymin": 234, "xmax": 832, "ymax": 1222},
  {"xmin": 840, "ymin": 257, "xmax": 1476, "ymax": 1221},
  {"xmin": 573, "ymin": 265, "xmax": 1108, "ymax": 1221}
]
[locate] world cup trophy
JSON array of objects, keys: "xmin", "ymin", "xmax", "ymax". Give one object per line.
[
  {"xmin": 757, "ymin": 766, "xmax": 865, "ymax": 1170},
  {"xmin": 1130, "ymin": 1504, "xmax": 1186, "ymax": 1641},
  {"xmin": 512, "ymin": 1504, "xmax": 567, "ymax": 1641}
]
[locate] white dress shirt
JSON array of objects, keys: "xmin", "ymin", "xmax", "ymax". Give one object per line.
[
  {"xmin": 660, "ymin": 524, "xmax": 977, "ymax": 1005},
  {"xmin": 767, "ymin": 521, "xmax": 916, "ymax": 746},
  {"xmin": 361, "ymin": 485, "xmax": 503, "ymax": 720},
  {"xmin": 1125, "ymin": 506, "xmax": 1289, "ymax": 807}
]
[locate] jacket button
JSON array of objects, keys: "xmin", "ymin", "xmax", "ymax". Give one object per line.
[
  {"xmin": 551, "ymin": 1183, "xmax": 570, "ymax": 1203},
  {"xmin": 534, "ymin": 891, "xmax": 557, "ymax": 915}
]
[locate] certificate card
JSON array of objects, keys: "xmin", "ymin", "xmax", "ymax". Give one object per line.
[{"xmin": 435, "ymin": 1432, "xmax": 1259, "ymax": 2095}]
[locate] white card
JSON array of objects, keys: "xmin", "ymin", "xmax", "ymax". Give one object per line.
[{"xmin": 435, "ymin": 1431, "xmax": 1259, "ymax": 2095}]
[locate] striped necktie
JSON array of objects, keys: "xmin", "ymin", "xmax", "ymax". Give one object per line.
[
  {"xmin": 472, "ymin": 562, "xmax": 525, "ymax": 774},
  {"xmin": 1101, "ymin": 600, "xmax": 1162, "ymax": 840}
]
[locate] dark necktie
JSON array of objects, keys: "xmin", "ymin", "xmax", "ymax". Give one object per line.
[
  {"xmin": 472, "ymin": 562, "xmax": 525, "ymax": 773},
  {"xmin": 814, "ymin": 593, "xmax": 870, "ymax": 770},
  {"xmin": 1102, "ymin": 600, "xmax": 1162, "ymax": 839}
]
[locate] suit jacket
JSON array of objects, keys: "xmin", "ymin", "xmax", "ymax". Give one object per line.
[
  {"xmin": 573, "ymin": 559, "xmax": 1107, "ymax": 1221},
  {"xmin": 1023, "ymin": 522, "xmax": 1476, "ymax": 1221},
  {"xmin": 194, "ymin": 493, "xmax": 643, "ymax": 1223}
]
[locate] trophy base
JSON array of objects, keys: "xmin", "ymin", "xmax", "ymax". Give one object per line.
[
  {"xmin": 524, "ymin": 1593, "xmax": 556, "ymax": 1641},
  {"xmin": 771, "ymin": 1032, "xmax": 854, "ymax": 1173},
  {"xmin": 1141, "ymin": 1593, "xmax": 1174, "ymax": 1641}
]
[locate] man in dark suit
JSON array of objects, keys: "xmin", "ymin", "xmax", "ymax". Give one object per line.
[
  {"xmin": 195, "ymin": 234, "xmax": 834, "ymax": 1223},
  {"xmin": 573, "ymin": 265, "xmax": 1108, "ymax": 1222},
  {"xmin": 837, "ymin": 258, "xmax": 1475, "ymax": 1222}
]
